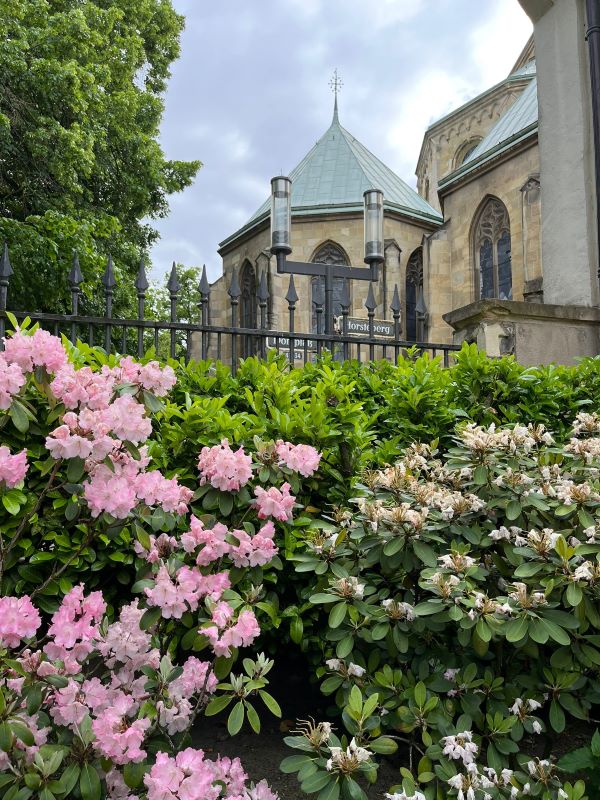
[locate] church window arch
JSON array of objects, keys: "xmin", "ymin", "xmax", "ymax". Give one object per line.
[
  {"xmin": 405, "ymin": 247, "xmax": 424, "ymax": 342},
  {"xmin": 472, "ymin": 197, "xmax": 512, "ymax": 301},
  {"xmin": 310, "ymin": 241, "xmax": 350, "ymax": 332},
  {"xmin": 454, "ymin": 137, "xmax": 482, "ymax": 169}
]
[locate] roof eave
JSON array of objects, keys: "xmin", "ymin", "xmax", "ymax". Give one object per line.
[
  {"xmin": 219, "ymin": 201, "xmax": 443, "ymax": 253},
  {"xmin": 416, "ymin": 72, "xmax": 536, "ymax": 174},
  {"xmin": 438, "ymin": 123, "xmax": 538, "ymax": 195}
]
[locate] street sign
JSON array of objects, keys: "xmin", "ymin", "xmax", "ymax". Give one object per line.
[
  {"xmin": 340, "ymin": 317, "xmax": 395, "ymax": 338},
  {"xmin": 267, "ymin": 335, "xmax": 316, "ymax": 350}
]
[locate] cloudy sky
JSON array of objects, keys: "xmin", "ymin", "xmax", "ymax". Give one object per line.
[{"xmin": 150, "ymin": 0, "xmax": 533, "ymax": 282}]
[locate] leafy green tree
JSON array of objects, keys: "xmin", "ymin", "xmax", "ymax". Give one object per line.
[
  {"xmin": 147, "ymin": 263, "xmax": 203, "ymax": 359},
  {"xmin": 0, "ymin": 0, "xmax": 200, "ymax": 313}
]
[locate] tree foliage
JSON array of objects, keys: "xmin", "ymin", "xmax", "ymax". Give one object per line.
[{"xmin": 0, "ymin": 0, "xmax": 200, "ymax": 313}]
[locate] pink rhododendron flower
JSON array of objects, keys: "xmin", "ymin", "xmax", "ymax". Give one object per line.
[
  {"xmin": 182, "ymin": 517, "xmax": 231, "ymax": 564},
  {"xmin": 134, "ymin": 469, "xmax": 193, "ymax": 514},
  {"xmin": 144, "ymin": 565, "xmax": 230, "ymax": 619},
  {"xmin": 3, "ymin": 328, "xmax": 67, "ymax": 374},
  {"xmin": 97, "ymin": 600, "xmax": 160, "ymax": 677},
  {"xmin": 203, "ymin": 607, "xmax": 260, "ymax": 658},
  {"xmin": 245, "ymin": 780, "xmax": 279, "ymax": 800},
  {"xmin": 51, "ymin": 365, "xmax": 115, "ymax": 411},
  {"xmin": 275, "ymin": 440, "xmax": 321, "ymax": 477},
  {"xmin": 107, "ymin": 356, "xmax": 176, "ymax": 397},
  {"xmin": 44, "ymin": 585, "xmax": 106, "ymax": 672},
  {"xmin": 0, "ymin": 355, "xmax": 25, "ymax": 409},
  {"xmin": 92, "ymin": 693, "xmax": 150, "ymax": 764},
  {"xmin": 83, "ymin": 465, "xmax": 138, "ymax": 518},
  {"xmin": 50, "ymin": 679, "xmax": 90, "ymax": 728},
  {"xmin": 253, "ymin": 483, "xmax": 295, "ymax": 521},
  {"xmin": 0, "ymin": 595, "xmax": 41, "ymax": 647},
  {"xmin": 198, "ymin": 439, "xmax": 252, "ymax": 492},
  {"xmin": 143, "ymin": 749, "xmax": 261, "ymax": 800},
  {"xmin": 106, "ymin": 768, "xmax": 139, "ymax": 800},
  {"xmin": 45, "ymin": 425, "xmax": 94, "ymax": 460},
  {"xmin": 0, "ymin": 445, "xmax": 28, "ymax": 487},
  {"xmin": 106, "ymin": 395, "xmax": 153, "ymax": 444},
  {"xmin": 156, "ymin": 697, "xmax": 193, "ymax": 735},
  {"xmin": 170, "ymin": 657, "xmax": 217, "ymax": 700},
  {"xmin": 134, "ymin": 533, "xmax": 178, "ymax": 564},
  {"xmin": 229, "ymin": 522, "xmax": 278, "ymax": 568}
]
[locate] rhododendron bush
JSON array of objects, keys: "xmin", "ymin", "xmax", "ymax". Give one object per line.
[
  {"xmin": 0, "ymin": 324, "xmax": 323, "ymax": 799},
  {"xmin": 282, "ymin": 417, "xmax": 600, "ymax": 800}
]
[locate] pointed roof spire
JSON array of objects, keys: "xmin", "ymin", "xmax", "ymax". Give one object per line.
[{"xmin": 329, "ymin": 68, "xmax": 342, "ymax": 125}]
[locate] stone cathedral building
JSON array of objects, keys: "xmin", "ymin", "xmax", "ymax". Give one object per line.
[{"xmin": 210, "ymin": 0, "xmax": 600, "ymax": 364}]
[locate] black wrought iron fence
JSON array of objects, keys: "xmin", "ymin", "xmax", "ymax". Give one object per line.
[{"xmin": 0, "ymin": 244, "xmax": 460, "ymax": 371}]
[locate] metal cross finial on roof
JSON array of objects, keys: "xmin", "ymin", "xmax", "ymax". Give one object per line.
[
  {"xmin": 330, "ymin": 69, "xmax": 342, "ymax": 122},
  {"xmin": 329, "ymin": 68, "xmax": 343, "ymax": 97}
]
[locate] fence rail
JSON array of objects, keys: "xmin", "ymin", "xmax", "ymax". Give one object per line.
[{"xmin": 0, "ymin": 244, "xmax": 460, "ymax": 370}]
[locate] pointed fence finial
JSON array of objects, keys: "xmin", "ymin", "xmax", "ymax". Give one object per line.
[
  {"xmin": 135, "ymin": 256, "xmax": 149, "ymax": 293},
  {"xmin": 415, "ymin": 292, "xmax": 428, "ymax": 317},
  {"xmin": 68, "ymin": 252, "xmax": 83, "ymax": 287},
  {"xmin": 365, "ymin": 281, "xmax": 377, "ymax": 312},
  {"xmin": 102, "ymin": 254, "xmax": 116, "ymax": 289},
  {"xmin": 1, "ymin": 242, "xmax": 13, "ymax": 280},
  {"xmin": 199, "ymin": 264, "xmax": 210, "ymax": 295},
  {"xmin": 285, "ymin": 274, "xmax": 298, "ymax": 304},
  {"xmin": 228, "ymin": 268, "xmax": 241, "ymax": 299},
  {"xmin": 390, "ymin": 284, "xmax": 401, "ymax": 315},
  {"xmin": 167, "ymin": 262, "xmax": 180, "ymax": 294},
  {"xmin": 257, "ymin": 270, "xmax": 269, "ymax": 302}
]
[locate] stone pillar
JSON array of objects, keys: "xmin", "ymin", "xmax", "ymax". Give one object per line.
[
  {"xmin": 520, "ymin": 175, "xmax": 544, "ymax": 301},
  {"xmin": 423, "ymin": 224, "xmax": 452, "ymax": 344},
  {"xmin": 384, "ymin": 239, "xmax": 402, "ymax": 322},
  {"xmin": 444, "ymin": 299, "xmax": 600, "ymax": 365},
  {"xmin": 519, "ymin": 0, "xmax": 599, "ymax": 306}
]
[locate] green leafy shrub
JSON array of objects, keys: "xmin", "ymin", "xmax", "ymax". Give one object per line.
[{"xmin": 284, "ymin": 414, "xmax": 600, "ymax": 799}]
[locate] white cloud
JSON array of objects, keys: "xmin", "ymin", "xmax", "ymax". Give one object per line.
[
  {"xmin": 385, "ymin": 68, "xmax": 475, "ymax": 181},
  {"xmin": 469, "ymin": 0, "xmax": 533, "ymax": 86}
]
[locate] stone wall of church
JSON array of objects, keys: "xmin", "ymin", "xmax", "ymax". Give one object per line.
[
  {"xmin": 416, "ymin": 78, "xmax": 534, "ymax": 212},
  {"xmin": 428, "ymin": 141, "xmax": 542, "ymax": 344},
  {"xmin": 214, "ymin": 213, "xmax": 438, "ymax": 351}
]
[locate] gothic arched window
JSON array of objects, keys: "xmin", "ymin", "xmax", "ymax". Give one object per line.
[
  {"xmin": 239, "ymin": 261, "xmax": 257, "ymax": 356},
  {"xmin": 472, "ymin": 197, "xmax": 512, "ymax": 300},
  {"xmin": 405, "ymin": 247, "xmax": 424, "ymax": 342},
  {"xmin": 454, "ymin": 137, "xmax": 482, "ymax": 169},
  {"xmin": 310, "ymin": 242, "xmax": 349, "ymax": 332}
]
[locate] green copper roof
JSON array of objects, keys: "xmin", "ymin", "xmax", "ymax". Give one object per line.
[
  {"xmin": 439, "ymin": 75, "xmax": 538, "ymax": 191},
  {"xmin": 465, "ymin": 77, "xmax": 538, "ymax": 164},
  {"xmin": 220, "ymin": 104, "xmax": 442, "ymax": 249}
]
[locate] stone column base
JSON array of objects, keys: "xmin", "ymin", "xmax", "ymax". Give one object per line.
[{"xmin": 443, "ymin": 299, "xmax": 600, "ymax": 365}]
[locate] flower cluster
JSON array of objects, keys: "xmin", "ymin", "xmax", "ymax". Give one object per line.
[
  {"xmin": 275, "ymin": 440, "xmax": 321, "ymax": 477},
  {"xmin": 0, "ymin": 445, "xmax": 28, "ymax": 488},
  {"xmin": 198, "ymin": 439, "xmax": 253, "ymax": 492},
  {"xmin": 0, "ymin": 586, "xmax": 278, "ymax": 799},
  {"xmin": 0, "ymin": 595, "xmax": 41, "ymax": 647},
  {"xmin": 0, "ymin": 355, "xmax": 25, "ymax": 409}
]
